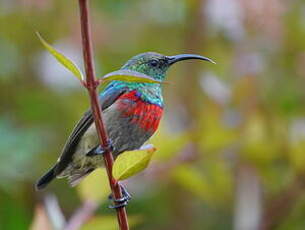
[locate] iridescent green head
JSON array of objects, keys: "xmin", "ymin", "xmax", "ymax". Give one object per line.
[{"xmin": 121, "ymin": 52, "xmax": 215, "ymax": 81}]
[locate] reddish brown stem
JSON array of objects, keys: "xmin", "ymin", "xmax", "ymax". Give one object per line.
[{"xmin": 77, "ymin": 0, "xmax": 129, "ymax": 229}]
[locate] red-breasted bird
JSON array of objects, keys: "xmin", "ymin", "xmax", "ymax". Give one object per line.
[{"xmin": 36, "ymin": 52, "xmax": 214, "ymax": 193}]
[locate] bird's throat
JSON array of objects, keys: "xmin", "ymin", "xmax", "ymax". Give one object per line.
[{"xmin": 104, "ymin": 81, "xmax": 164, "ymax": 107}]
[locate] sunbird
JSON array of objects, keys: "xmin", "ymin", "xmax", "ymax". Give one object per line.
[{"xmin": 36, "ymin": 52, "xmax": 214, "ymax": 206}]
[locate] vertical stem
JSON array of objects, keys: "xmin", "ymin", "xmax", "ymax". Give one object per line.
[{"xmin": 77, "ymin": 0, "xmax": 129, "ymax": 229}]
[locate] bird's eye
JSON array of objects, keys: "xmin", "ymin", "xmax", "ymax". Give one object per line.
[{"xmin": 150, "ymin": 59, "xmax": 158, "ymax": 67}]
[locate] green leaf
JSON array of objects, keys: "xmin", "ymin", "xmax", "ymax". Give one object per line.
[
  {"xmin": 113, "ymin": 145, "xmax": 156, "ymax": 180},
  {"xmin": 36, "ymin": 32, "xmax": 84, "ymax": 81},
  {"xmin": 101, "ymin": 70, "xmax": 161, "ymax": 84}
]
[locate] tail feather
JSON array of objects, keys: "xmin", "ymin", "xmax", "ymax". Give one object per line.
[{"xmin": 36, "ymin": 166, "xmax": 56, "ymax": 190}]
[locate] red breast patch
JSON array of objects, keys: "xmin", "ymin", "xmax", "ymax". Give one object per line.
[{"xmin": 117, "ymin": 91, "xmax": 163, "ymax": 133}]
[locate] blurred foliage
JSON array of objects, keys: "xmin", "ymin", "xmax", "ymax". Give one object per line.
[
  {"xmin": 78, "ymin": 169, "xmax": 110, "ymax": 203},
  {"xmin": 1, "ymin": 0, "xmax": 305, "ymax": 229}
]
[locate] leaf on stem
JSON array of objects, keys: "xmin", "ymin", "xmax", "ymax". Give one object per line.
[
  {"xmin": 36, "ymin": 32, "xmax": 84, "ymax": 81},
  {"xmin": 113, "ymin": 144, "xmax": 156, "ymax": 181},
  {"xmin": 101, "ymin": 70, "xmax": 162, "ymax": 84}
]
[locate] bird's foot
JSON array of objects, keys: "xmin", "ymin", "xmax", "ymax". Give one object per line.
[
  {"xmin": 104, "ymin": 139, "xmax": 115, "ymax": 153},
  {"xmin": 108, "ymin": 184, "xmax": 132, "ymax": 209},
  {"xmin": 86, "ymin": 140, "xmax": 115, "ymax": 157},
  {"xmin": 86, "ymin": 146, "xmax": 105, "ymax": 156}
]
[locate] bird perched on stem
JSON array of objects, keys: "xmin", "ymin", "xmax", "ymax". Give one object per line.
[{"xmin": 36, "ymin": 52, "xmax": 214, "ymax": 192}]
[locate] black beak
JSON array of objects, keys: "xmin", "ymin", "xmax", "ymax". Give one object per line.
[{"xmin": 167, "ymin": 54, "xmax": 216, "ymax": 65}]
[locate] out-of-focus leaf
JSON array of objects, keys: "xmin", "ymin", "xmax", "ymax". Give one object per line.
[
  {"xmin": 241, "ymin": 115, "xmax": 280, "ymax": 164},
  {"xmin": 113, "ymin": 146, "xmax": 156, "ymax": 181},
  {"xmin": 172, "ymin": 163, "xmax": 232, "ymax": 205},
  {"xmin": 172, "ymin": 165, "xmax": 212, "ymax": 201},
  {"xmin": 150, "ymin": 126, "xmax": 189, "ymax": 160},
  {"xmin": 36, "ymin": 32, "xmax": 84, "ymax": 80},
  {"xmin": 198, "ymin": 110, "xmax": 238, "ymax": 154},
  {"xmin": 77, "ymin": 169, "xmax": 110, "ymax": 203},
  {"xmin": 0, "ymin": 118, "xmax": 44, "ymax": 191},
  {"xmin": 290, "ymin": 141, "xmax": 305, "ymax": 172},
  {"xmin": 82, "ymin": 215, "xmax": 143, "ymax": 230},
  {"xmin": 101, "ymin": 70, "xmax": 161, "ymax": 84}
]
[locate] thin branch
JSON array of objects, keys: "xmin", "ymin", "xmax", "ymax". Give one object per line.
[
  {"xmin": 77, "ymin": 0, "xmax": 129, "ymax": 229},
  {"xmin": 43, "ymin": 194, "xmax": 66, "ymax": 230}
]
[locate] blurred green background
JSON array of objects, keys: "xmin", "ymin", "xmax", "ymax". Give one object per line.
[{"xmin": 1, "ymin": 0, "xmax": 305, "ymax": 229}]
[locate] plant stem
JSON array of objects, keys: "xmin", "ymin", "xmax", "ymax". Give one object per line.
[{"xmin": 77, "ymin": 0, "xmax": 129, "ymax": 229}]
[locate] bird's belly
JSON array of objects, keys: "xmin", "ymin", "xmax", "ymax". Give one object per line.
[
  {"xmin": 72, "ymin": 97, "xmax": 163, "ymax": 167},
  {"xmin": 104, "ymin": 97, "xmax": 163, "ymax": 155}
]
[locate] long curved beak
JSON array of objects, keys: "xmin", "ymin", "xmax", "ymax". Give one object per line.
[{"xmin": 167, "ymin": 54, "xmax": 216, "ymax": 65}]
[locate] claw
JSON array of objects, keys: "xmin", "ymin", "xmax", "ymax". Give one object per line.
[
  {"xmin": 105, "ymin": 139, "xmax": 115, "ymax": 152},
  {"xmin": 86, "ymin": 146, "xmax": 104, "ymax": 156},
  {"xmin": 86, "ymin": 140, "xmax": 115, "ymax": 157},
  {"xmin": 108, "ymin": 184, "xmax": 131, "ymax": 209},
  {"xmin": 109, "ymin": 201, "xmax": 129, "ymax": 209}
]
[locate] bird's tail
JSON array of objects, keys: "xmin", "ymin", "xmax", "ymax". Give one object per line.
[{"xmin": 36, "ymin": 166, "xmax": 56, "ymax": 190}]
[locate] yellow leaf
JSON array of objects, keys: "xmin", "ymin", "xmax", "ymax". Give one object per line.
[
  {"xmin": 101, "ymin": 70, "xmax": 161, "ymax": 84},
  {"xmin": 77, "ymin": 169, "xmax": 110, "ymax": 202},
  {"xmin": 113, "ymin": 147, "xmax": 156, "ymax": 181},
  {"xmin": 36, "ymin": 32, "xmax": 84, "ymax": 81}
]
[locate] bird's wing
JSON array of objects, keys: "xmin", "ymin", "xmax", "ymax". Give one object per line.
[{"xmin": 54, "ymin": 87, "xmax": 127, "ymax": 175}]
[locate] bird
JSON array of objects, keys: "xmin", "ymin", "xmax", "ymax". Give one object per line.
[{"xmin": 36, "ymin": 52, "xmax": 214, "ymax": 191}]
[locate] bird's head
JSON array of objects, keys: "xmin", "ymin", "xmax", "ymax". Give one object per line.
[{"xmin": 121, "ymin": 52, "xmax": 215, "ymax": 81}]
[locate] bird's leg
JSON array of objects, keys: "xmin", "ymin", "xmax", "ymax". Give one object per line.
[
  {"xmin": 108, "ymin": 184, "xmax": 132, "ymax": 209},
  {"xmin": 86, "ymin": 140, "xmax": 115, "ymax": 156}
]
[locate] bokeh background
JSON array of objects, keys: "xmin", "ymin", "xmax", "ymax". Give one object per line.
[{"xmin": 1, "ymin": 0, "xmax": 305, "ymax": 229}]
